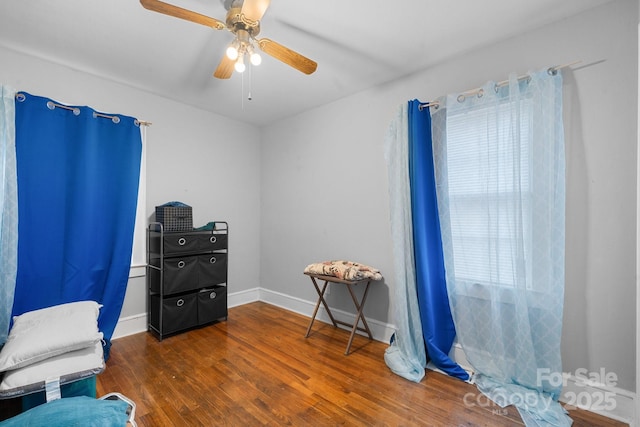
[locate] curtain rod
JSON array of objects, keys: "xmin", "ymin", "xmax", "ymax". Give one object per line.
[
  {"xmin": 418, "ymin": 61, "xmax": 580, "ymax": 110},
  {"xmin": 14, "ymin": 92, "xmax": 152, "ymax": 126}
]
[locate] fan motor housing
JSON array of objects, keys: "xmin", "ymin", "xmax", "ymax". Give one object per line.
[{"xmin": 226, "ymin": 7, "xmax": 261, "ymax": 36}]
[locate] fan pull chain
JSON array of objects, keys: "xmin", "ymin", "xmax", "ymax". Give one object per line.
[
  {"xmin": 240, "ymin": 62, "xmax": 255, "ymax": 111},
  {"xmin": 241, "ymin": 68, "xmax": 245, "ymax": 111},
  {"xmin": 247, "ymin": 62, "xmax": 253, "ymax": 101}
]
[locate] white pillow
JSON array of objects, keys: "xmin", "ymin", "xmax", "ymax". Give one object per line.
[
  {"xmin": 0, "ymin": 301, "xmax": 103, "ymax": 372},
  {"xmin": 0, "ymin": 340, "xmax": 104, "ymax": 395}
]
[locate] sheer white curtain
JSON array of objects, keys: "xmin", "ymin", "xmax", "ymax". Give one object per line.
[
  {"xmin": 0, "ymin": 85, "xmax": 18, "ymax": 345},
  {"xmin": 431, "ymin": 70, "xmax": 569, "ymax": 426},
  {"xmin": 382, "ymin": 103, "xmax": 427, "ymax": 382},
  {"xmin": 130, "ymin": 123, "xmax": 147, "ymax": 276}
]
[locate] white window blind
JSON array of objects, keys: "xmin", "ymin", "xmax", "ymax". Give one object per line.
[{"xmin": 444, "ymin": 98, "xmax": 533, "ymax": 289}]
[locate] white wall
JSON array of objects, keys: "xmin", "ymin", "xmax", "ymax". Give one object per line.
[
  {"xmin": 0, "ymin": 45, "xmax": 262, "ymax": 320},
  {"xmin": 260, "ymin": 0, "xmax": 638, "ymax": 397}
]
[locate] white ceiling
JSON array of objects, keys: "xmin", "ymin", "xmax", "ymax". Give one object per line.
[{"xmin": 0, "ymin": 0, "xmax": 615, "ymax": 127}]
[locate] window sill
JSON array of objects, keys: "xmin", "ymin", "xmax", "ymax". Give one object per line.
[
  {"xmin": 129, "ymin": 264, "xmax": 146, "ymax": 278},
  {"xmin": 452, "ymin": 280, "xmax": 549, "ymax": 309}
]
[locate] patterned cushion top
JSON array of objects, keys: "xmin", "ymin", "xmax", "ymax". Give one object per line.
[{"xmin": 304, "ymin": 260, "xmax": 382, "ymax": 282}]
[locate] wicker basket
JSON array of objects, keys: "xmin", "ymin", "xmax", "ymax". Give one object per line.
[{"xmin": 156, "ymin": 205, "xmax": 193, "ymax": 232}]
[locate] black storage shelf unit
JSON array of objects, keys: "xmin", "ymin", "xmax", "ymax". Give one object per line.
[{"xmin": 147, "ymin": 221, "xmax": 228, "ymax": 340}]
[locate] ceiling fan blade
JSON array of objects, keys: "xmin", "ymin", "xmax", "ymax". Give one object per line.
[
  {"xmin": 257, "ymin": 38, "xmax": 317, "ymax": 75},
  {"xmin": 140, "ymin": 0, "xmax": 225, "ymax": 30},
  {"xmin": 213, "ymin": 55, "xmax": 235, "ymax": 79},
  {"xmin": 240, "ymin": 0, "xmax": 270, "ymax": 23}
]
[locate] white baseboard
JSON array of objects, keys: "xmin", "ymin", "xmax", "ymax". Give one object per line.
[
  {"xmin": 112, "ymin": 290, "xmax": 635, "ymax": 425},
  {"xmin": 258, "ymin": 287, "xmax": 395, "ymax": 344},
  {"xmin": 559, "ymin": 373, "xmax": 636, "ymax": 425},
  {"xmin": 112, "ymin": 313, "xmax": 147, "ymax": 339},
  {"xmin": 228, "ymin": 287, "xmax": 260, "ymax": 308}
]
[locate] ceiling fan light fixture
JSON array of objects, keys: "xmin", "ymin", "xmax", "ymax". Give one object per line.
[
  {"xmin": 234, "ymin": 55, "xmax": 246, "ymax": 73},
  {"xmin": 226, "ymin": 43, "xmax": 239, "ymax": 60},
  {"xmin": 250, "ymin": 52, "xmax": 262, "ymax": 66},
  {"xmin": 247, "ymin": 44, "xmax": 262, "ymax": 66},
  {"xmin": 139, "ymin": 0, "xmax": 318, "ymax": 79}
]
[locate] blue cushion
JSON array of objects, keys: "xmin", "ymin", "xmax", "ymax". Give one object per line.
[{"xmin": 0, "ymin": 396, "xmax": 128, "ymax": 427}]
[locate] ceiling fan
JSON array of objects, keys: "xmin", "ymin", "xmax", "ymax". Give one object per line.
[{"xmin": 140, "ymin": 0, "xmax": 318, "ymax": 79}]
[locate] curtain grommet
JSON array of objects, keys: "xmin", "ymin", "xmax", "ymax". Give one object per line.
[{"xmin": 93, "ymin": 111, "xmax": 121, "ymax": 123}]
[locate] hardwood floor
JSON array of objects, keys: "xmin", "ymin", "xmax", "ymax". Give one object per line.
[
  {"xmin": 0, "ymin": 302, "xmax": 628, "ymax": 426},
  {"xmin": 94, "ymin": 302, "xmax": 625, "ymax": 426}
]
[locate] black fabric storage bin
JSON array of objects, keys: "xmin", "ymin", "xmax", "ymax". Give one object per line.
[
  {"xmin": 198, "ymin": 286, "xmax": 227, "ymax": 324},
  {"xmin": 198, "ymin": 253, "xmax": 227, "ymax": 286},
  {"xmin": 149, "ymin": 256, "xmax": 199, "ymax": 294},
  {"xmin": 150, "ymin": 293, "xmax": 198, "ymax": 335},
  {"xmin": 197, "ymin": 232, "xmax": 228, "ymax": 251},
  {"xmin": 163, "ymin": 233, "xmax": 199, "ymax": 255},
  {"xmin": 156, "ymin": 205, "xmax": 193, "ymax": 232}
]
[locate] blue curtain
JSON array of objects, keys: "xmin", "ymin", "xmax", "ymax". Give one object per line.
[
  {"xmin": 0, "ymin": 86, "xmax": 18, "ymax": 346},
  {"xmin": 407, "ymin": 100, "xmax": 469, "ymax": 381},
  {"xmin": 13, "ymin": 93, "xmax": 142, "ymax": 356},
  {"xmin": 383, "ymin": 100, "xmax": 468, "ymax": 382}
]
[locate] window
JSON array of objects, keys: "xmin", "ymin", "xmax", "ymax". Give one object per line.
[{"xmin": 444, "ymin": 95, "xmax": 533, "ymax": 289}]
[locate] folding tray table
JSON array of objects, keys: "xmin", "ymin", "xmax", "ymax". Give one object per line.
[{"xmin": 304, "ymin": 272, "xmax": 374, "ymax": 355}]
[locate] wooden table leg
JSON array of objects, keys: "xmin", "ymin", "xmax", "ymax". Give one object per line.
[
  {"xmin": 305, "ymin": 276, "xmax": 336, "ymax": 338},
  {"xmin": 303, "ymin": 273, "xmax": 376, "ymax": 355},
  {"xmin": 344, "ymin": 280, "xmax": 373, "ymax": 355}
]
